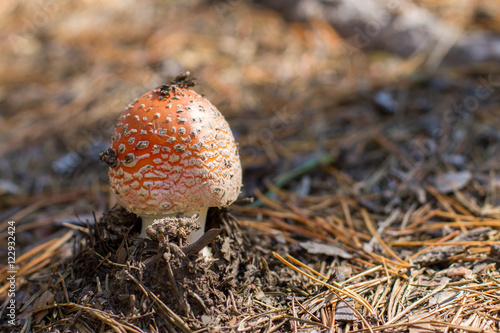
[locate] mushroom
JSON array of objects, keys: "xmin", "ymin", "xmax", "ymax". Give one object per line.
[{"xmin": 100, "ymin": 72, "xmax": 242, "ymax": 254}]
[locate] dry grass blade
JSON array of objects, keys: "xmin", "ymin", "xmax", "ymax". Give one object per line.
[
  {"xmin": 124, "ymin": 270, "xmax": 192, "ymax": 333},
  {"xmin": 273, "ymin": 252, "xmax": 375, "ymax": 315},
  {"xmin": 361, "ymin": 209, "xmax": 410, "ymax": 268},
  {"xmin": 430, "ymin": 320, "xmax": 498, "ymax": 333},
  {"xmin": 385, "ymin": 283, "xmax": 447, "ymax": 325},
  {"xmin": 0, "ymin": 231, "xmax": 73, "ymax": 295},
  {"xmin": 30, "ymin": 303, "xmax": 144, "ymax": 333},
  {"xmin": 286, "ymin": 255, "xmax": 328, "ymax": 280}
]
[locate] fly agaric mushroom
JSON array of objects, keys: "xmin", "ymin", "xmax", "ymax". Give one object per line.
[{"xmin": 100, "ymin": 72, "xmax": 242, "ymax": 252}]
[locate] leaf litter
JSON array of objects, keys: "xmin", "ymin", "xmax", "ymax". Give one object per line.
[{"xmin": 1, "ymin": 1, "xmax": 500, "ymax": 332}]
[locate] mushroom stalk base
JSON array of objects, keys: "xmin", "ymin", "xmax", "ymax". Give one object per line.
[{"xmin": 139, "ymin": 208, "xmax": 209, "ymax": 245}]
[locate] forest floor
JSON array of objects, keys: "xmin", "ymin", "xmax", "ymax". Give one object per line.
[{"xmin": 1, "ymin": 0, "xmax": 500, "ymax": 332}]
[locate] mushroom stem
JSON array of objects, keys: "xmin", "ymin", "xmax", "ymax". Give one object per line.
[
  {"xmin": 185, "ymin": 208, "xmax": 208, "ymax": 245},
  {"xmin": 139, "ymin": 208, "xmax": 209, "ymax": 244}
]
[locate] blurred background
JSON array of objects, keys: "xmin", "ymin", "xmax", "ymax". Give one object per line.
[{"xmin": 1, "ymin": 0, "xmax": 500, "ymax": 250}]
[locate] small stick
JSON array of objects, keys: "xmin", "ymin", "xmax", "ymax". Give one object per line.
[{"xmin": 181, "ymin": 228, "xmax": 221, "ymax": 256}]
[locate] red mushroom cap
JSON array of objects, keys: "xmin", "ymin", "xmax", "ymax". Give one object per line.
[{"xmin": 107, "ymin": 79, "xmax": 242, "ymax": 218}]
